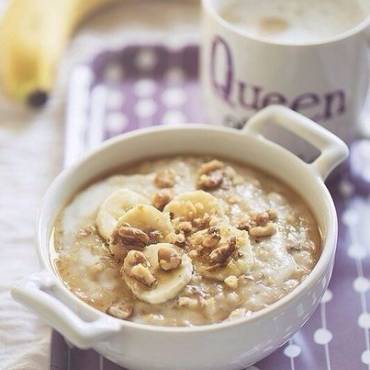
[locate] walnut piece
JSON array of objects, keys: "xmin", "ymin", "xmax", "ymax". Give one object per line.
[
  {"xmin": 148, "ymin": 230, "xmax": 162, "ymax": 244},
  {"xmin": 130, "ymin": 264, "xmax": 157, "ymax": 287},
  {"xmin": 252, "ymin": 211, "xmax": 270, "ymax": 226},
  {"xmin": 178, "ymin": 221, "xmax": 193, "ymax": 234},
  {"xmin": 169, "ymin": 232, "xmax": 187, "ymax": 248},
  {"xmin": 154, "ymin": 169, "xmax": 176, "ymax": 188},
  {"xmin": 237, "ymin": 209, "xmax": 278, "ymax": 231},
  {"xmin": 107, "ymin": 302, "xmax": 133, "ymax": 320},
  {"xmin": 152, "ymin": 189, "xmax": 173, "ymax": 210},
  {"xmin": 197, "ymin": 171, "xmax": 223, "ymax": 191},
  {"xmin": 188, "ymin": 250, "xmax": 198, "ymax": 258},
  {"xmin": 249, "ymin": 222, "xmax": 276, "ymax": 238},
  {"xmin": 199, "ymin": 160, "xmax": 224, "ymax": 175},
  {"xmin": 122, "ymin": 250, "xmax": 157, "ymax": 288},
  {"xmin": 158, "ymin": 245, "xmax": 182, "ymax": 271},
  {"xmin": 192, "ymin": 213, "xmax": 211, "ymax": 230},
  {"xmin": 267, "ymin": 208, "xmax": 277, "ymax": 221},
  {"xmin": 111, "ymin": 225, "xmax": 149, "ymax": 252},
  {"xmin": 202, "ymin": 227, "xmax": 221, "ymax": 249},
  {"xmin": 209, "ymin": 237, "xmax": 237, "ymax": 265}
]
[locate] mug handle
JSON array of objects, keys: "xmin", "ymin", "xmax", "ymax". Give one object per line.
[
  {"xmin": 243, "ymin": 105, "xmax": 349, "ymax": 180},
  {"xmin": 11, "ymin": 270, "xmax": 122, "ymax": 349}
]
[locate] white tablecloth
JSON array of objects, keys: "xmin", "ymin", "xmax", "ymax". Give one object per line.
[{"xmin": 0, "ymin": 2, "xmax": 199, "ymax": 369}]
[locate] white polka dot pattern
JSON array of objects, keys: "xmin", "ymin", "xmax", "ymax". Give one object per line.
[
  {"xmin": 359, "ymin": 313, "xmax": 370, "ymax": 329},
  {"xmin": 106, "ymin": 113, "xmax": 128, "ymax": 134},
  {"xmin": 362, "ymin": 350, "xmax": 370, "ymax": 365},
  {"xmin": 106, "ymin": 90, "xmax": 124, "ymax": 109},
  {"xmin": 348, "ymin": 244, "xmax": 367, "ymax": 260},
  {"xmin": 284, "ymin": 343, "xmax": 301, "ymax": 358},
  {"xmin": 354, "ymin": 277, "xmax": 370, "ymax": 293},
  {"xmin": 161, "ymin": 88, "xmax": 187, "ymax": 107},
  {"xmin": 134, "ymin": 99, "xmax": 157, "ymax": 118},
  {"xmin": 314, "ymin": 328, "xmax": 333, "ymax": 345},
  {"xmin": 162, "ymin": 110, "xmax": 187, "ymax": 125},
  {"xmin": 134, "ymin": 79, "xmax": 156, "ymax": 97}
]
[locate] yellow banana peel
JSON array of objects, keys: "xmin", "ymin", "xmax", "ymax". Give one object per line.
[{"xmin": 0, "ymin": 0, "xmax": 117, "ymax": 106}]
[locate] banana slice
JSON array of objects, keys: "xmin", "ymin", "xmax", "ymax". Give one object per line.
[
  {"xmin": 116, "ymin": 204, "xmax": 174, "ymax": 240},
  {"xmin": 122, "ymin": 243, "xmax": 193, "ymax": 304},
  {"xmin": 163, "ymin": 190, "xmax": 225, "ymax": 221},
  {"xmin": 189, "ymin": 224, "xmax": 254, "ymax": 281},
  {"xmin": 96, "ymin": 189, "xmax": 149, "ymax": 240}
]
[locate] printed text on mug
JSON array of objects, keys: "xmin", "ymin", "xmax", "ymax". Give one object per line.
[{"xmin": 210, "ymin": 36, "xmax": 346, "ymax": 126}]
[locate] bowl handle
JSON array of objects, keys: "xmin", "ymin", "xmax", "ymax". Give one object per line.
[
  {"xmin": 11, "ymin": 270, "xmax": 122, "ymax": 349},
  {"xmin": 243, "ymin": 105, "xmax": 349, "ymax": 180}
]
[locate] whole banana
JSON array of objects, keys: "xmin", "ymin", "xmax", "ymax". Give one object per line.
[{"xmin": 0, "ymin": 0, "xmax": 117, "ymax": 107}]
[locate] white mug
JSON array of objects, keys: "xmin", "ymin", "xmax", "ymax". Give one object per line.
[{"xmin": 201, "ymin": 0, "xmax": 370, "ymax": 160}]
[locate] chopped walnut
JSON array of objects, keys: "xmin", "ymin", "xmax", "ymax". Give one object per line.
[
  {"xmin": 267, "ymin": 208, "xmax": 278, "ymax": 221},
  {"xmin": 192, "ymin": 213, "xmax": 211, "ymax": 229},
  {"xmin": 152, "ymin": 189, "xmax": 173, "ymax": 210},
  {"xmin": 236, "ymin": 215, "xmax": 251, "ymax": 231},
  {"xmin": 123, "ymin": 250, "xmax": 147, "ymax": 267},
  {"xmin": 237, "ymin": 209, "xmax": 277, "ymax": 231},
  {"xmin": 197, "ymin": 171, "xmax": 223, "ymax": 191},
  {"xmin": 188, "ymin": 250, "xmax": 198, "ymax": 258},
  {"xmin": 122, "ymin": 250, "xmax": 157, "ymax": 288},
  {"xmin": 170, "ymin": 232, "xmax": 187, "ymax": 248},
  {"xmin": 178, "ymin": 296, "xmax": 199, "ymax": 309},
  {"xmin": 199, "ymin": 160, "xmax": 224, "ymax": 175},
  {"xmin": 111, "ymin": 225, "xmax": 149, "ymax": 253},
  {"xmin": 148, "ymin": 230, "xmax": 162, "ymax": 244},
  {"xmin": 178, "ymin": 221, "xmax": 193, "ymax": 234},
  {"xmin": 224, "ymin": 275, "xmax": 238, "ymax": 289},
  {"xmin": 249, "ymin": 222, "xmax": 276, "ymax": 238},
  {"xmin": 209, "ymin": 237, "xmax": 237, "ymax": 265},
  {"xmin": 252, "ymin": 211, "xmax": 270, "ymax": 226},
  {"xmin": 107, "ymin": 302, "xmax": 133, "ymax": 320},
  {"xmin": 130, "ymin": 264, "xmax": 157, "ymax": 287},
  {"xmin": 158, "ymin": 245, "xmax": 182, "ymax": 271},
  {"xmin": 202, "ymin": 227, "xmax": 221, "ymax": 249},
  {"xmin": 154, "ymin": 169, "xmax": 176, "ymax": 188}
]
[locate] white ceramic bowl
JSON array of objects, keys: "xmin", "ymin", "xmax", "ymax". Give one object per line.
[{"xmin": 12, "ymin": 106, "xmax": 348, "ymax": 370}]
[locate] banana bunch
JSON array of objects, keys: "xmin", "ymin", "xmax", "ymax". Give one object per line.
[{"xmin": 0, "ymin": 0, "xmax": 117, "ymax": 106}]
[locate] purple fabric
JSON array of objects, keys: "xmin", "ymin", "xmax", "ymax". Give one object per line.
[{"xmin": 53, "ymin": 44, "xmax": 370, "ymax": 370}]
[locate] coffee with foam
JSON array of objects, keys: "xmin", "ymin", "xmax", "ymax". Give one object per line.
[{"xmin": 220, "ymin": 0, "xmax": 369, "ymax": 44}]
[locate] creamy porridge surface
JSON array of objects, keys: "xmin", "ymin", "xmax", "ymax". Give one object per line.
[{"xmin": 52, "ymin": 156, "xmax": 321, "ymax": 326}]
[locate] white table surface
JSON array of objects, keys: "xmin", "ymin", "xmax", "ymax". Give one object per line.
[{"xmin": 0, "ymin": 1, "xmax": 199, "ymax": 369}]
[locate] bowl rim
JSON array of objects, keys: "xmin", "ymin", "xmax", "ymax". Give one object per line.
[{"xmin": 39, "ymin": 124, "xmax": 338, "ymax": 334}]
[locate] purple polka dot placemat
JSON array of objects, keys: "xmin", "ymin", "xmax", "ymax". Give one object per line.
[{"xmin": 55, "ymin": 44, "xmax": 370, "ymax": 370}]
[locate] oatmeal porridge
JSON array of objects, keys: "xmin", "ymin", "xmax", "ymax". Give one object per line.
[{"xmin": 52, "ymin": 156, "xmax": 321, "ymax": 326}]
